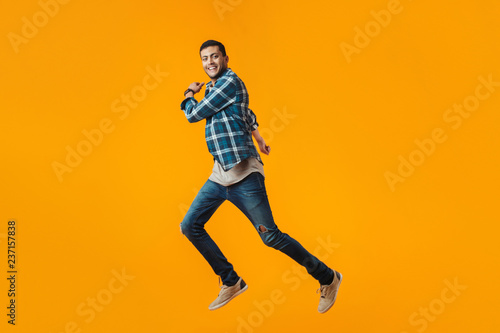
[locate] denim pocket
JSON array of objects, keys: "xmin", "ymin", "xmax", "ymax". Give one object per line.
[{"xmin": 241, "ymin": 173, "xmax": 265, "ymax": 197}]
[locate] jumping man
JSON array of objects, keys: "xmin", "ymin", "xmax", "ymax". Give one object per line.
[{"xmin": 180, "ymin": 40, "xmax": 342, "ymax": 313}]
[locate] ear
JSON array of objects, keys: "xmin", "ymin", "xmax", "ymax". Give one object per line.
[{"xmin": 225, "ymin": 55, "xmax": 229, "ymax": 63}]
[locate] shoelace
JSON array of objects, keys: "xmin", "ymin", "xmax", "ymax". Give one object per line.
[
  {"xmin": 317, "ymin": 285, "xmax": 327, "ymax": 298},
  {"xmin": 217, "ymin": 277, "xmax": 229, "ymax": 296}
]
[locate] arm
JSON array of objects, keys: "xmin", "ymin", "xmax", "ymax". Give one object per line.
[
  {"xmin": 184, "ymin": 82, "xmax": 204, "ymax": 99},
  {"xmin": 181, "ymin": 77, "xmax": 237, "ymax": 123},
  {"xmin": 252, "ymin": 128, "xmax": 271, "ymax": 155}
]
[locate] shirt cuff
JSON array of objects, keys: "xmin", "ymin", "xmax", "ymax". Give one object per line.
[{"xmin": 180, "ymin": 97, "xmax": 196, "ymax": 110}]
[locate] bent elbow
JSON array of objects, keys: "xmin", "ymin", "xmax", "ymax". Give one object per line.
[{"xmin": 186, "ymin": 115, "xmax": 200, "ymax": 123}]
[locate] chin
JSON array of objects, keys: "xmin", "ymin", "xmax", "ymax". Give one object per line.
[{"xmin": 210, "ymin": 73, "xmax": 221, "ymax": 80}]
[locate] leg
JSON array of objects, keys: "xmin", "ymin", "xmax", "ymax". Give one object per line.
[
  {"xmin": 228, "ymin": 173, "xmax": 334, "ymax": 285},
  {"xmin": 181, "ymin": 179, "xmax": 239, "ymax": 286}
]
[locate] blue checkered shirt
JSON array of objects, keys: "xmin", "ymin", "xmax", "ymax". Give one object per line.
[{"xmin": 180, "ymin": 68, "xmax": 263, "ymax": 171}]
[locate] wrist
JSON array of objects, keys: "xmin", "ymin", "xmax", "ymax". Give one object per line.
[{"xmin": 184, "ymin": 88, "xmax": 195, "ymax": 98}]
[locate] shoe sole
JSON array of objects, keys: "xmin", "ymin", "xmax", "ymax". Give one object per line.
[
  {"xmin": 209, "ymin": 284, "xmax": 248, "ymax": 311},
  {"xmin": 318, "ymin": 272, "xmax": 342, "ymax": 314}
]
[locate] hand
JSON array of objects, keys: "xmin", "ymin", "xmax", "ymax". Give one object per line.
[
  {"xmin": 252, "ymin": 128, "xmax": 271, "ymax": 155},
  {"xmin": 188, "ymin": 82, "xmax": 205, "ymax": 94},
  {"xmin": 257, "ymin": 139, "xmax": 271, "ymax": 155}
]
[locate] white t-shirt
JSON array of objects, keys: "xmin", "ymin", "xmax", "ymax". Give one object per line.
[{"xmin": 209, "ymin": 157, "xmax": 265, "ymax": 186}]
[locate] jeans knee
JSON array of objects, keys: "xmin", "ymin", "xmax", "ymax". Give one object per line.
[
  {"xmin": 180, "ymin": 222, "xmax": 187, "ymax": 236},
  {"xmin": 180, "ymin": 219, "xmax": 194, "ymax": 239},
  {"xmin": 259, "ymin": 226, "xmax": 283, "ymax": 248}
]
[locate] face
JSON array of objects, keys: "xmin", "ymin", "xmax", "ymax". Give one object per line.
[{"xmin": 200, "ymin": 46, "xmax": 229, "ymax": 81}]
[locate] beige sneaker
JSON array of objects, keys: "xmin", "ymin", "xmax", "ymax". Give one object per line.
[
  {"xmin": 317, "ymin": 271, "xmax": 342, "ymax": 314},
  {"xmin": 209, "ymin": 277, "xmax": 248, "ymax": 311}
]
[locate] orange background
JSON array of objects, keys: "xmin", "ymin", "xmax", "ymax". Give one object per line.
[{"xmin": 1, "ymin": 0, "xmax": 499, "ymax": 332}]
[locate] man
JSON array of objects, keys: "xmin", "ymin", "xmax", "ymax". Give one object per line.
[{"xmin": 180, "ymin": 40, "xmax": 342, "ymax": 313}]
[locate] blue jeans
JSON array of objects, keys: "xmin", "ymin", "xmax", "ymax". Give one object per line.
[{"xmin": 180, "ymin": 172, "xmax": 334, "ymax": 286}]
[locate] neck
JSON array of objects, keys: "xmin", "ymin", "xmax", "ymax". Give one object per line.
[{"xmin": 210, "ymin": 67, "xmax": 228, "ymax": 86}]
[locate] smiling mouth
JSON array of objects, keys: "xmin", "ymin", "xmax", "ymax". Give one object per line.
[{"xmin": 208, "ymin": 66, "xmax": 217, "ymax": 71}]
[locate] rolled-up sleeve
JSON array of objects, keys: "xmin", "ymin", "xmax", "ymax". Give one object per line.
[
  {"xmin": 247, "ymin": 108, "xmax": 259, "ymax": 131},
  {"xmin": 180, "ymin": 77, "xmax": 237, "ymax": 123}
]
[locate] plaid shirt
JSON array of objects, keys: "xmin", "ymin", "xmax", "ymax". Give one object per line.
[{"xmin": 180, "ymin": 68, "xmax": 262, "ymax": 171}]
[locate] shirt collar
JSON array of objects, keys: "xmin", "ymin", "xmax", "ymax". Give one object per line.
[{"xmin": 206, "ymin": 68, "xmax": 232, "ymax": 89}]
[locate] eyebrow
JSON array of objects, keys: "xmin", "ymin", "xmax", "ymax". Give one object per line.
[{"xmin": 202, "ymin": 52, "xmax": 219, "ymax": 59}]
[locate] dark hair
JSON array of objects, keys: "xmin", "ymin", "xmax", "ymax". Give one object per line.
[{"xmin": 199, "ymin": 40, "xmax": 227, "ymax": 57}]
